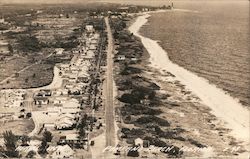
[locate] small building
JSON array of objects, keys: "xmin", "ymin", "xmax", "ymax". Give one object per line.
[
  {"xmin": 58, "ymin": 134, "xmax": 87, "ymax": 148},
  {"xmin": 78, "ymin": 72, "xmax": 89, "ymax": 83},
  {"xmin": 90, "ymin": 39, "xmax": 98, "ymax": 44},
  {"xmin": 131, "ymin": 57, "xmax": 138, "ymax": 62},
  {"xmin": 52, "ymin": 90, "xmax": 68, "ymax": 97},
  {"xmin": 89, "ymin": 44, "xmax": 96, "ymax": 51},
  {"xmin": 35, "ymin": 89, "xmax": 52, "ymax": 97},
  {"xmin": 25, "ymin": 14, "xmax": 32, "ymax": 17},
  {"xmin": 62, "ymin": 99, "xmax": 80, "ymax": 109},
  {"xmin": 140, "ymin": 99, "xmax": 150, "ymax": 106},
  {"xmin": 50, "ymin": 145, "xmax": 74, "ymax": 159},
  {"xmin": 34, "ymin": 97, "xmax": 49, "ymax": 105},
  {"xmin": 61, "ymin": 108, "xmax": 79, "ymax": 115},
  {"xmin": 85, "ymin": 25, "xmax": 94, "ymax": 33},
  {"xmin": 60, "ymin": 64, "xmax": 70, "ymax": 71},
  {"xmin": 117, "ymin": 55, "xmax": 126, "ymax": 61},
  {"xmin": 44, "ymin": 123, "xmax": 55, "ymax": 130},
  {"xmin": 0, "ymin": 18, "xmax": 5, "ymax": 23},
  {"xmin": 37, "ymin": 10, "xmax": 43, "ymax": 14},
  {"xmin": 59, "ymin": 14, "xmax": 64, "ymax": 18},
  {"xmin": 135, "ymin": 138, "xmax": 143, "ymax": 147},
  {"xmin": 55, "ymin": 48, "xmax": 64, "ymax": 55},
  {"xmin": 46, "ymin": 107, "xmax": 60, "ymax": 116},
  {"xmin": 55, "ymin": 118, "xmax": 75, "ymax": 130}
]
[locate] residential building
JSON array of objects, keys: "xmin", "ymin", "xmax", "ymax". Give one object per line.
[
  {"xmin": 117, "ymin": 55, "xmax": 126, "ymax": 61},
  {"xmin": 50, "ymin": 145, "xmax": 74, "ymax": 159},
  {"xmin": 34, "ymin": 97, "xmax": 49, "ymax": 105}
]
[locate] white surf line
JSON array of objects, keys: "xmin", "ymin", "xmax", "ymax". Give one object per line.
[{"xmin": 129, "ymin": 13, "xmax": 250, "ymax": 147}]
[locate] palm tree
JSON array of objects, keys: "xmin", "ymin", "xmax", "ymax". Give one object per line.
[{"xmin": 3, "ymin": 130, "xmax": 19, "ymax": 157}]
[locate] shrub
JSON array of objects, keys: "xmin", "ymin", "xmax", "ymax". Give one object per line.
[
  {"xmin": 121, "ymin": 104, "xmax": 162, "ymax": 116},
  {"xmin": 135, "ymin": 116, "xmax": 170, "ymax": 127},
  {"xmin": 120, "ymin": 66, "xmax": 142, "ymax": 75},
  {"xmin": 188, "ymin": 138, "xmax": 206, "ymax": 148},
  {"xmin": 119, "ymin": 93, "xmax": 140, "ymax": 104},
  {"xmin": 17, "ymin": 35, "xmax": 42, "ymax": 52},
  {"xmin": 127, "ymin": 148, "xmax": 139, "ymax": 157}
]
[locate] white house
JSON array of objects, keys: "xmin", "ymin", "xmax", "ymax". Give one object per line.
[
  {"xmin": 90, "ymin": 39, "xmax": 98, "ymax": 44},
  {"xmin": 78, "ymin": 72, "xmax": 89, "ymax": 83},
  {"xmin": 62, "ymin": 100, "xmax": 80, "ymax": 109},
  {"xmin": 117, "ymin": 55, "xmax": 126, "ymax": 61},
  {"xmin": 55, "ymin": 118, "xmax": 75, "ymax": 130},
  {"xmin": 61, "ymin": 108, "xmax": 79, "ymax": 115},
  {"xmin": 89, "ymin": 44, "xmax": 96, "ymax": 50},
  {"xmin": 93, "ymin": 33, "xmax": 99, "ymax": 40},
  {"xmin": 60, "ymin": 64, "xmax": 70, "ymax": 71},
  {"xmin": 46, "ymin": 107, "xmax": 60, "ymax": 116},
  {"xmin": 135, "ymin": 138, "xmax": 143, "ymax": 147},
  {"xmin": 85, "ymin": 25, "xmax": 94, "ymax": 33},
  {"xmin": 55, "ymin": 48, "xmax": 64, "ymax": 55},
  {"xmin": 34, "ymin": 97, "xmax": 49, "ymax": 105},
  {"xmin": 44, "ymin": 123, "xmax": 55, "ymax": 130},
  {"xmin": 50, "ymin": 145, "xmax": 74, "ymax": 159}
]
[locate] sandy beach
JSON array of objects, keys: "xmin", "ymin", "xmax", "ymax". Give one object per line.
[{"xmin": 128, "ymin": 12, "xmax": 250, "ymax": 155}]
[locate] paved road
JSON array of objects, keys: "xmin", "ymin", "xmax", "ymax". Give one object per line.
[{"xmin": 104, "ymin": 17, "xmax": 115, "ymax": 147}]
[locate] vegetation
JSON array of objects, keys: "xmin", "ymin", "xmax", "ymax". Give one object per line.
[
  {"xmin": 120, "ymin": 66, "xmax": 142, "ymax": 75},
  {"xmin": 121, "ymin": 104, "xmax": 162, "ymax": 116},
  {"xmin": 127, "ymin": 148, "xmax": 139, "ymax": 157},
  {"xmin": 38, "ymin": 140, "xmax": 48, "ymax": 155},
  {"xmin": 111, "ymin": 17, "xmax": 184, "ymax": 158},
  {"xmin": 77, "ymin": 114, "xmax": 88, "ymax": 139},
  {"xmin": 3, "ymin": 130, "xmax": 19, "ymax": 158},
  {"xmin": 143, "ymin": 136, "xmax": 183, "ymax": 157},
  {"xmin": 20, "ymin": 135, "xmax": 30, "ymax": 146},
  {"xmin": 26, "ymin": 150, "xmax": 36, "ymax": 158},
  {"xmin": 17, "ymin": 35, "xmax": 42, "ymax": 52},
  {"xmin": 43, "ymin": 130, "xmax": 53, "ymax": 142},
  {"xmin": 135, "ymin": 116, "xmax": 170, "ymax": 127}
]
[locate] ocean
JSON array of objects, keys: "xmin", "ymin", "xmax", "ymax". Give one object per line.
[{"xmin": 140, "ymin": 1, "xmax": 250, "ymax": 106}]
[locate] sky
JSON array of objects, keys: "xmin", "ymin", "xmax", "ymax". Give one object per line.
[{"xmin": 0, "ymin": 0, "xmax": 247, "ymax": 4}]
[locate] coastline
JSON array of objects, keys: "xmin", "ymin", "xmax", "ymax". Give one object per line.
[{"xmin": 128, "ymin": 12, "xmax": 249, "ymax": 156}]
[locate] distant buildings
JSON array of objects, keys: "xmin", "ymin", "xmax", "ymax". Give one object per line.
[
  {"xmin": 0, "ymin": 90, "xmax": 25, "ymax": 108},
  {"xmin": 0, "ymin": 18, "xmax": 4, "ymax": 23}
]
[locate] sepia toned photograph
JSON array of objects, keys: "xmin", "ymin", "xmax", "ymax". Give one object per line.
[{"xmin": 0, "ymin": 0, "xmax": 249, "ymax": 158}]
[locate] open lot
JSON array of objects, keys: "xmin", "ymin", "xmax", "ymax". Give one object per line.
[{"xmin": 0, "ymin": 119, "xmax": 35, "ymax": 136}]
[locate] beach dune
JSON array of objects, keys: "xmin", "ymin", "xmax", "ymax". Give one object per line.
[{"xmin": 129, "ymin": 13, "xmax": 250, "ymax": 149}]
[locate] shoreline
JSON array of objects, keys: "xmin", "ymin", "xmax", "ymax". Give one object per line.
[{"xmin": 128, "ymin": 12, "xmax": 249, "ymax": 155}]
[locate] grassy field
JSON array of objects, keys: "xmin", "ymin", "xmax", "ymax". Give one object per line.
[
  {"xmin": 0, "ymin": 119, "xmax": 35, "ymax": 136},
  {"xmin": 0, "ymin": 56, "xmax": 30, "ymax": 82},
  {"xmin": 0, "ymin": 63, "xmax": 54, "ymax": 89}
]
